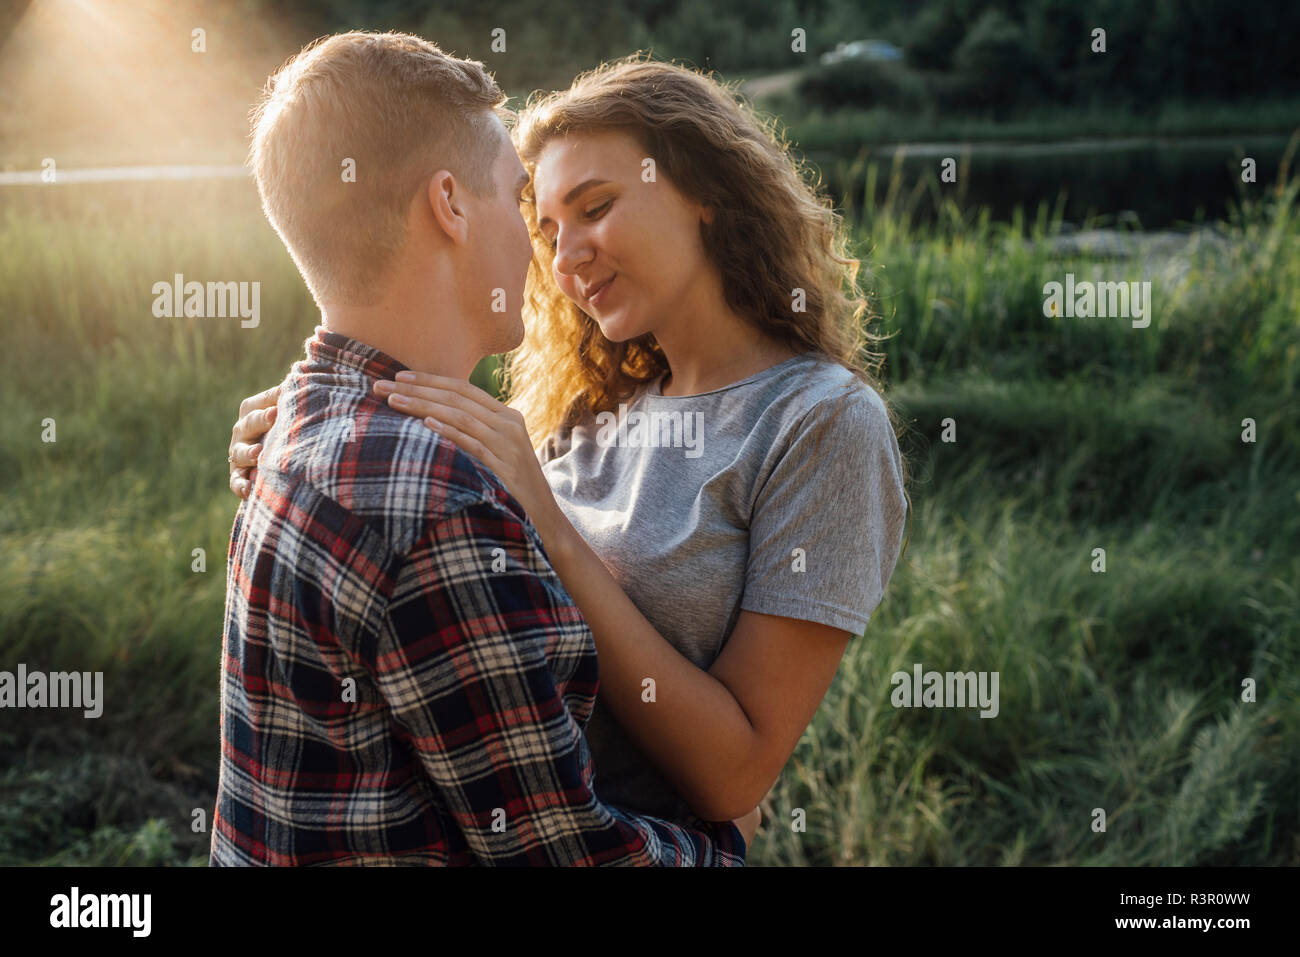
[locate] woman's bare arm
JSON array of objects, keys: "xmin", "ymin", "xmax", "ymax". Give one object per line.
[
  {"xmin": 372, "ymin": 371, "xmax": 851, "ymax": 822},
  {"xmin": 542, "ymin": 512, "xmax": 850, "ymax": 821}
]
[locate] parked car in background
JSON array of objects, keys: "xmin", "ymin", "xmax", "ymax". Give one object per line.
[{"xmin": 820, "ymin": 39, "xmax": 904, "ymax": 66}]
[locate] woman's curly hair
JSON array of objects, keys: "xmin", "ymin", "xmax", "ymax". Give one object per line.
[{"xmin": 505, "ymin": 54, "xmax": 910, "ymax": 550}]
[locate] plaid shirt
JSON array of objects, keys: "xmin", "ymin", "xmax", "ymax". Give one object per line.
[{"xmin": 211, "ymin": 329, "xmax": 746, "ymax": 866}]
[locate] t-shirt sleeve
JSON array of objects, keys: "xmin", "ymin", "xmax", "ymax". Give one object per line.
[{"xmin": 740, "ymin": 385, "xmax": 907, "ymax": 636}]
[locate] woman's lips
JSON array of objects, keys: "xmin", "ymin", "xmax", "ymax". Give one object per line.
[{"xmin": 588, "ymin": 275, "xmax": 616, "ymax": 306}]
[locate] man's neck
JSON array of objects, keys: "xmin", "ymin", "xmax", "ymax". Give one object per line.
[{"xmin": 321, "ymin": 302, "xmax": 478, "ymax": 379}]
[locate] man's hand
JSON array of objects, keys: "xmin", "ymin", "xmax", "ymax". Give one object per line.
[{"xmin": 229, "ymin": 385, "xmax": 281, "ymax": 498}]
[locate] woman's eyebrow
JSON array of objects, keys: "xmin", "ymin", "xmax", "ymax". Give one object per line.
[{"xmin": 538, "ymin": 178, "xmax": 612, "ymax": 229}]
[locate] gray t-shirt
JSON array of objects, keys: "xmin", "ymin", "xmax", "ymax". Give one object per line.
[{"xmin": 538, "ymin": 352, "xmax": 908, "ymax": 821}]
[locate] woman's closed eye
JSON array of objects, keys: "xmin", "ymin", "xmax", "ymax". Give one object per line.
[
  {"xmin": 545, "ymin": 199, "xmax": 614, "ymax": 251},
  {"xmin": 586, "ymin": 198, "xmax": 613, "ymax": 221}
]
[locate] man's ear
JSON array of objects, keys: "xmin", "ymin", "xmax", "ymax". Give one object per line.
[{"xmin": 427, "ymin": 170, "xmax": 469, "ymax": 244}]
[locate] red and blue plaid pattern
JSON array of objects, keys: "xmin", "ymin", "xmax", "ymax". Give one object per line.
[{"xmin": 211, "ymin": 328, "xmax": 746, "ymax": 866}]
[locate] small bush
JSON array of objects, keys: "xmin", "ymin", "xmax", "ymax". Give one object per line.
[{"xmin": 799, "ymin": 59, "xmax": 924, "ymax": 113}]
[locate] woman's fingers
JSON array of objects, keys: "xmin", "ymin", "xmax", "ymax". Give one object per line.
[
  {"xmin": 376, "ymin": 386, "xmax": 507, "ymax": 471},
  {"xmin": 380, "ymin": 372, "xmax": 503, "ymax": 418},
  {"xmin": 420, "ymin": 416, "xmax": 505, "ymax": 476},
  {"xmin": 376, "ymin": 379, "xmax": 533, "ymax": 452},
  {"xmin": 230, "ymin": 441, "xmax": 263, "ymax": 470},
  {"xmin": 229, "ymin": 466, "xmax": 255, "ymax": 499},
  {"xmin": 375, "ymin": 380, "xmax": 479, "ymax": 425},
  {"xmin": 383, "ymin": 392, "xmax": 498, "ymax": 449},
  {"xmin": 238, "ymin": 384, "xmax": 280, "ymax": 419},
  {"xmin": 228, "ymin": 388, "xmax": 277, "ymax": 499},
  {"xmin": 234, "ymin": 404, "xmax": 278, "ymax": 444}
]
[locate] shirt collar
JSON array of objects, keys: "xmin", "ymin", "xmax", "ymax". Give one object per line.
[{"xmin": 302, "ymin": 325, "xmax": 409, "ymax": 381}]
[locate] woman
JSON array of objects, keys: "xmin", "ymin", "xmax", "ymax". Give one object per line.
[{"xmin": 227, "ymin": 55, "xmax": 911, "ymax": 850}]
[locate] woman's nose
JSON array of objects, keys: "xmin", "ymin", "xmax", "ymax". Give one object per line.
[{"xmin": 552, "ymin": 230, "xmax": 592, "ymax": 275}]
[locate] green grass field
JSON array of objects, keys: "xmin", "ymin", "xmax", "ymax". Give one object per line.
[{"xmin": 1, "ymin": 160, "xmax": 1296, "ymax": 865}]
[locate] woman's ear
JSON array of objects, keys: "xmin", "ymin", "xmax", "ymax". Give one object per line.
[
  {"xmin": 700, "ymin": 204, "xmax": 715, "ymax": 225},
  {"xmin": 427, "ymin": 170, "xmax": 469, "ymax": 244}
]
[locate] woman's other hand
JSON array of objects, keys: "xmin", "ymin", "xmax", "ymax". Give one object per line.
[
  {"xmin": 732, "ymin": 805, "xmax": 761, "ymax": 850},
  {"xmin": 229, "ymin": 385, "xmax": 280, "ymax": 498}
]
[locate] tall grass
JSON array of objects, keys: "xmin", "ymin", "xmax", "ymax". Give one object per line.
[{"xmin": 1, "ymin": 156, "xmax": 1296, "ymax": 864}]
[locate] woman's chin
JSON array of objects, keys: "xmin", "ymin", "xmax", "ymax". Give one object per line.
[{"xmin": 591, "ymin": 310, "xmax": 643, "ymax": 343}]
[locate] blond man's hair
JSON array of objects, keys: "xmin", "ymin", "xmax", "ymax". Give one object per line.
[{"xmin": 249, "ymin": 31, "xmax": 509, "ymax": 305}]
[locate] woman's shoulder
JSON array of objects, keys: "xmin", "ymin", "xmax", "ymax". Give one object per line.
[
  {"xmin": 759, "ymin": 359, "xmax": 905, "ymax": 517},
  {"xmin": 779, "ymin": 354, "xmax": 892, "ymax": 435}
]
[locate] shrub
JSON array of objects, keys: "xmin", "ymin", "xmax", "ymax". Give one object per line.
[{"xmin": 799, "ymin": 59, "xmax": 924, "ymax": 112}]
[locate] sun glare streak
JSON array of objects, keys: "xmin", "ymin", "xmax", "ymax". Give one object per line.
[{"xmin": 1, "ymin": 0, "xmax": 303, "ymax": 168}]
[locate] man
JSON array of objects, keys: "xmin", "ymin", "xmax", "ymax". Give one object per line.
[{"xmin": 212, "ymin": 30, "xmax": 747, "ymax": 865}]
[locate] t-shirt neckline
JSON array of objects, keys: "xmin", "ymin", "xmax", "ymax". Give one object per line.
[{"xmin": 647, "ymin": 353, "xmax": 816, "ymax": 399}]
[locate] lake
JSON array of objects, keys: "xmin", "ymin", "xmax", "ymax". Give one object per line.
[{"xmin": 811, "ymin": 133, "xmax": 1296, "ymax": 228}]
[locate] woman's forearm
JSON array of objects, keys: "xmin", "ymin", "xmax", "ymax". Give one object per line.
[{"xmin": 535, "ymin": 505, "xmax": 760, "ymax": 821}]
